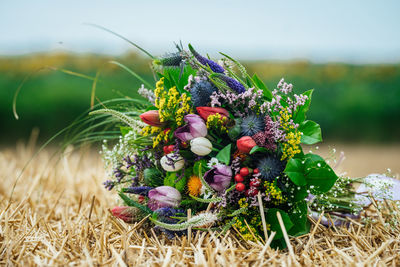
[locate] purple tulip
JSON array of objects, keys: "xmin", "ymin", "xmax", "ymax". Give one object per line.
[
  {"xmin": 147, "ymin": 186, "xmax": 182, "ymax": 211},
  {"xmin": 174, "ymin": 114, "xmax": 207, "ymax": 142},
  {"xmin": 204, "ymin": 165, "xmax": 232, "ymax": 192}
]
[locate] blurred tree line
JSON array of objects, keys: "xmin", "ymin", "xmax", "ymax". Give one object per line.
[{"xmin": 1, "ymin": 52, "xmax": 399, "ymax": 144}]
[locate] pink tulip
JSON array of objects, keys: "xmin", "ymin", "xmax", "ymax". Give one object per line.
[
  {"xmin": 139, "ymin": 110, "xmax": 164, "ymax": 127},
  {"xmin": 111, "ymin": 206, "xmax": 136, "ymax": 223},
  {"xmin": 237, "ymin": 136, "xmax": 257, "ymax": 154},
  {"xmin": 147, "ymin": 186, "xmax": 181, "ymax": 211},
  {"xmin": 196, "ymin": 107, "xmax": 229, "ymax": 121},
  {"xmin": 174, "ymin": 114, "xmax": 207, "ymax": 142}
]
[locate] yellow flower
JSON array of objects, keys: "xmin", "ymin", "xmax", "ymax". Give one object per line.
[{"xmin": 187, "ymin": 175, "xmax": 202, "ymax": 197}]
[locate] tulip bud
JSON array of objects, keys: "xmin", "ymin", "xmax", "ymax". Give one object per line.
[
  {"xmin": 190, "ymin": 137, "xmax": 212, "ymax": 156},
  {"xmin": 174, "ymin": 114, "xmax": 207, "ymax": 142},
  {"xmin": 139, "ymin": 110, "xmax": 164, "ymax": 127},
  {"xmin": 237, "ymin": 136, "xmax": 257, "ymax": 154},
  {"xmin": 160, "ymin": 154, "xmax": 184, "ymax": 172},
  {"xmin": 111, "ymin": 206, "xmax": 136, "ymax": 223},
  {"xmin": 147, "ymin": 186, "xmax": 182, "ymax": 211},
  {"xmin": 204, "ymin": 165, "xmax": 232, "ymax": 192},
  {"xmin": 196, "ymin": 107, "xmax": 229, "ymax": 121}
]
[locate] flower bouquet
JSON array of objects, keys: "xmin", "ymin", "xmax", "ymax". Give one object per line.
[{"xmin": 95, "ymin": 43, "xmax": 400, "ymax": 248}]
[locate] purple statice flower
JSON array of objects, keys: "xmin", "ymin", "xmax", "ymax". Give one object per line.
[
  {"xmin": 217, "ymin": 75, "xmax": 246, "ymax": 94},
  {"xmin": 127, "ymin": 154, "xmax": 153, "ymax": 185},
  {"xmin": 103, "ymin": 180, "xmax": 115, "ymax": 191},
  {"xmin": 188, "ymin": 44, "xmax": 225, "ymax": 73},
  {"xmin": 124, "ymin": 186, "xmax": 153, "ymax": 196}
]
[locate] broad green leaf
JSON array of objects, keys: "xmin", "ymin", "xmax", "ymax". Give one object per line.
[
  {"xmin": 252, "ymin": 74, "xmax": 272, "ymax": 100},
  {"xmin": 216, "ymin": 144, "xmax": 232, "ymax": 165},
  {"xmin": 299, "ymin": 120, "xmax": 322, "ymax": 145},
  {"xmin": 305, "ymin": 160, "xmax": 338, "ymax": 192},
  {"xmin": 249, "ymin": 145, "xmax": 269, "ymax": 155},
  {"xmin": 119, "ymin": 126, "xmax": 131, "ymax": 136},
  {"xmin": 288, "ymin": 200, "xmax": 310, "ymax": 236},
  {"xmin": 266, "ymin": 209, "xmax": 294, "ymax": 240},
  {"xmin": 294, "ymin": 89, "xmax": 313, "ymax": 124},
  {"xmin": 284, "ymin": 158, "xmax": 307, "ymax": 186}
]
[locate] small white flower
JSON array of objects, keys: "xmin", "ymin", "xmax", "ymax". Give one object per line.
[{"xmin": 207, "ymin": 157, "xmax": 220, "ymax": 168}]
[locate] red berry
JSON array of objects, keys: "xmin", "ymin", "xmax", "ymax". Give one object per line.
[
  {"xmin": 234, "ymin": 174, "xmax": 244, "ymax": 182},
  {"xmin": 253, "ymin": 168, "xmax": 259, "ymax": 174},
  {"xmin": 167, "ymin": 145, "xmax": 175, "ymax": 153},
  {"xmin": 240, "ymin": 167, "xmax": 250, "ymax": 177},
  {"xmin": 235, "ymin": 183, "xmax": 245, "ymax": 192},
  {"xmin": 163, "ymin": 146, "xmax": 169, "ymax": 154}
]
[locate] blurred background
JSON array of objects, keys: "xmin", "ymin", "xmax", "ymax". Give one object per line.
[{"xmin": 1, "ymin": 0, "xmax": 399, "ymax": 176}]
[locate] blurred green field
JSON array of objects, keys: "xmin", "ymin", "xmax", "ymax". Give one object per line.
[{"xmin": 1, "ymin": 52, "xmax": 400, "ymax": 144}]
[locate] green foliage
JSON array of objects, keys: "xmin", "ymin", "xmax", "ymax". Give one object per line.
[
  {"xmin": 284, "ymin": 153, "xmax": 338, "ymax": 192},
  {"xmin": 299, "ymin": 120, "xmax": 322, "ymax": 145},
  {"xmin": 216, "ymin": 144, "xmax": 231, "ymax": 165},
  {"xmin": 143, "ymin": 168, "xmax": 164, "ymax": 187},
  {"xmin": 118, "ymin": 192, "xmax": 153, "ymax": 214},
  {"xmin": 266, "ymin": 209, "xmax": 293, "ymax": 240},
  {"xmin": 163, "ymin": 172, "xmax": 187, "ymax": 193}
]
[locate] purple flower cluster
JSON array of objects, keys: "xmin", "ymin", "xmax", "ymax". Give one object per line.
[
  {"xmin": 126, "ymin": 154, "xmax": 153, "ymax": 185},
  {"xmin": 189, "ymin": 44, "xmax": 225, "ymax": 73},
  {"xmin": 218, "ymin": 75, "xmax": 246, "ymax": 94},
  {"xmin": 210, "ymin": 87, "xmax": 263, "ymax": 117},
  {"xmin": 251, "ymin": 115, "xmax": 285, "ymax": 150},
  {"xmin": 124, "ymin": 186, "xmax": 153, "ymax": 196}
]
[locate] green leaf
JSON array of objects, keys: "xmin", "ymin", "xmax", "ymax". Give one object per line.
[
  {"xmin": 294, "ymin": 89, "xmax": 313, "ymax": 124},
  {"xmin": 288, "ymin": 200, "xmax": 310, "ymax": 236},
  {"xmin": 266, "ymin": 209, "xmax": 294, "ymax": 240},
  {"xmin": 119, "ymin": 126, "xmax": 132, "ymax": 136},
  {"xmin": 252, "ymin": 74, "xmax": 272, "ymax": 100},
  {"xmin": 189, "ymin": 194, "xmax": 223, "ymax": 203},
  {"xmin": 249, "ymin": 145, "xmax": 269, "ymax": 155},
  {"xmin": 118, "ymin": 192, "xmax": 153, "ymax": 214},
  {"xmin": 299, "ymin": 120, "xmax": 322, "ymax": 145},
  {"xmin": 284, "ymin": 158, "xmax": 307, "ymax": 186},
  {"xmin": 305, "ymin": 161, "xmax": 338, "ymax": 192},
  {"xmin": 216, "ymin": 144, "xmax": 232, "ymax": 165}
]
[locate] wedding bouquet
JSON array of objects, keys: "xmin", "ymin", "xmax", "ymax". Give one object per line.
[{"xmin": 95, "ymin": 43, "xmax": 400, "ymax": 248}]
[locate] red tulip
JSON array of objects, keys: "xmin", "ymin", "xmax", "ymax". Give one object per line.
[
  {"xmin": 111, "ymin": 206, "xmax": 136, "ymax": 223},
  {"xmin": 237, "ymin": 136, "xmax": 257, "ymax": 154},
  {"xmin": 196, "ymin": 107, "xmax": 229, "ymax": 121},
  {"xmin": 139, "ymin": 110, "xmax": 164, "ymax": 127}
]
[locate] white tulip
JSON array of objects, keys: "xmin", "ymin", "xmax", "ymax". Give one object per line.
[
  {"xmin": 160, "ymin": 155, "xmax": 184, "ymax": 172},
  {"xmin": 190, "ymin": 137, "xmax": 212, "ymax": 156}
]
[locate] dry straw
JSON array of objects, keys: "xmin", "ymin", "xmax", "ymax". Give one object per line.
[{"xmin": 1, "ymin": 142, "xmax": 399, "ymax": 266}]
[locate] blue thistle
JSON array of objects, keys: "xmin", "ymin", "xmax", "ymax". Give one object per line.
[
  {"xmin": 240, "ymin": 115, "xmax": 265, "ymax": 136},
  {"xmin": 256, "ymin": 155, "xmax": 284, "ymax": 181},
  {"xmin": 155, "ymin": 52, "xmax": 183, "ymax": 67},
  {"xmin": 188, "ymin": 44, "xmax": 225, "ymax": 73},
  {"xmin": 218, "ymin": 75, "xmax": 246, "ymax": 94},
  {"xmin": 190, "ymin": 80, "xmax": 218, "ymax": 107}
]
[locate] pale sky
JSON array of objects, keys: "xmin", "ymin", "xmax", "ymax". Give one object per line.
[{"xmin": 1, "ymin": 0, "xmax": 400, "ymax": 63}]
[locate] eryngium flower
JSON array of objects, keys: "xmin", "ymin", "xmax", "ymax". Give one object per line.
[
  {"xmin": 156, "ymin": 52, "xmax": 183, "ymax": 67},
  {"xmin": 190, "ymin": 80, "xmax": 218, "ymax": 107},
  {"xmin": 188, "ymin": 44, "xmax": 225, "ymax": 73},
  {"xmin": 256, "ymin": 154, "xmax": 284, "ymax": 181},
  {"xmin": 218, "ymin": 75, "xmax": 246, "ymax": 94},
  {"xmin": 241, "ymin": 115, "xmax": 265, "ymax": 136}
]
